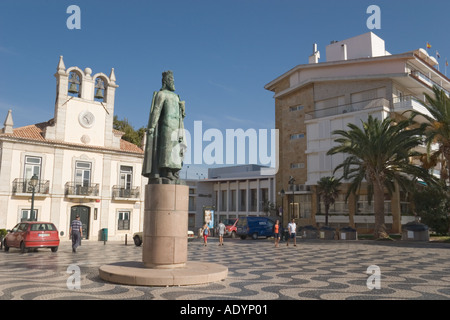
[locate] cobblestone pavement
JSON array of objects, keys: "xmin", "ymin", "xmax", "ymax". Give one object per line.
[{"xmin": 1, "ymin": 237, "xmax": 450, "ymax": 300}]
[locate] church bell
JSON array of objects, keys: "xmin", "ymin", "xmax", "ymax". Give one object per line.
[
  {"xmin": 68, "ymin": 72, "xmax": 80, "ymax": 94},
  {"xmin": 68, "ymin": 82, "xmax": 79, "ymax": 94},
  {"xmin": 94, "ymin": 78, "xmax": 105, "ymax": 100},
  {"xmin": 94, "ymin": 88, "xmax": 104, "ymax": 99}
]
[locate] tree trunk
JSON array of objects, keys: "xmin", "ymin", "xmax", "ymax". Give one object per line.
[
  {"xmin": 373, "ymin": 183, "xmax": 388, "ymax": 239},
  {"xmin": 445, "ymin": 153, "xmax": 450, "ymax": 188},
  {"xmin": 325, "ymin": 204, "xmax": 329, "ymax": 226},
  {"xmin": 442, "ymin": 145, "xmax": 450, "ymax": 187}
]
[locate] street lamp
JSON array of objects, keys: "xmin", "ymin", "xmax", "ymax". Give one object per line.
[
  {"xmin": 288, "ymin": 176, "xmax": 296, "ymax": 222},
  {"xmin": 29, "ymin": 174, "xmax": 39, "ymax": 221},
  {"xmin": 280, "ymin": 188, "xmax": 285, "ymax": 226}
]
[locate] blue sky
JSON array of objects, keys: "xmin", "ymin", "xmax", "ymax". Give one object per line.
[{"xmin": 1, "ymin": 0, "xmax": 450, "ymax": 178}]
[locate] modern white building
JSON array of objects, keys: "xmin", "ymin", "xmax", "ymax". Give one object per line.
[
  {"xmin": 185, "ymin": 165, "xmax": 277, "ymax": 232},
  {"xmin": 0, "ymin": 57, "xmax": 145, "ymax": 241},
  {"xmin": 265, "ymin": 32, "xmax": 449, "ymax": 233},
  {"xmin": 304, "ymin": 33, "xmax": 439, "ymax": 185}
]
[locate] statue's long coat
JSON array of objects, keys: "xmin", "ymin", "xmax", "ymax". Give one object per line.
[{"xmin": 142, "ymin": 90, "xmax": 186, "ymax": 178}]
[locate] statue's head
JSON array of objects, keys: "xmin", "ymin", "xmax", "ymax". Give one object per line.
[{"xmin": 161, "ymin": 70, "xmax": 175, "ymax": 91}]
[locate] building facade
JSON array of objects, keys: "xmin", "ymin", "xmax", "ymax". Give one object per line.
[
  {"xmin": 185, "ymin": 165, "xmax": 277, "ymax": 233},
  {"xmin": 0, "ymin": 57, "xmax": 145, "ymax": 241},
  {"xmin": 265, "ymin": 32, "xmax": 449, "ymax": 233},
  {"xmin": 208, "ymin": 165, "xmax": 276, "ymax": 222}
]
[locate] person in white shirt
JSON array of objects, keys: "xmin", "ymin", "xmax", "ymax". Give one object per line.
[
  {"xmin": 217, "ymin": 221, "xmax": 226, "ymax": 246},
  {"xmin": 287, "ymin": 219, "xmax": 297, "ymax": 247}
]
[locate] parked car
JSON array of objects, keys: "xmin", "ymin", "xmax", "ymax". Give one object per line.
[
  {"xmin": 236, "ymin": 217, "xmax": 275, "ymax": 240},
  {"xmin": 3, "ymin": 222, "xmax": 60, "ymax": 253},
  {"xmin": 224, "ymin": 218, "xmax": 238, "ymax": 238},
  {"xmin": 133, "ymin": 230, "xmax": 195, "ymax": 246}
]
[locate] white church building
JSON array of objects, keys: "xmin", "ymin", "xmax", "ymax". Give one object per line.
[{"xmin": 0, "ymin": 57, "xmax": 145, "ymax": 241}]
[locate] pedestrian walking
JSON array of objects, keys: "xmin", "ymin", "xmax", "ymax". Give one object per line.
[
  {"xmin": 273, "ymin": 220, "xmax": 281, "ymax": 247},
  {"xmin": 202, "ymin": 223, "xmax": 210, "ymax": 246},
  {"xmin": 69, "ymin": 215, "xmax": 83, "ymax": 253},
  {"xmin": 218, "ymin": 220, "xmax": 225, "ymax": 246},
  {"xmin": 286, "ymin": 219, "xmax": 297, "ymax": 247}
]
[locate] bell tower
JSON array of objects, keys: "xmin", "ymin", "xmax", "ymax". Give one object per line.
[{"xmin": 45, "ymin": 56, "xmax": 119, "ymax": 148}]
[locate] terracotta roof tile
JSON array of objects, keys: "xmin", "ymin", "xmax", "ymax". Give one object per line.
[
  {"xmin": 11, "ymin": 123, "xmax": 46, "ymax": 141},
  {"xmin": 0, "ymin": 121, "xmax": 144, "ymax": 154},
  {"xmin": 120, "ymin": 139, "xmax": 144, "ymax": 153}
]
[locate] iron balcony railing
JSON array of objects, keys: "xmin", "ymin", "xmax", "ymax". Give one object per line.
[
  {"xmin": 305, "ymin": 98, "xmax": 391, "ymax": 120},
  {"xmin": 65, "ymin": 182, "xmax": 99, "ymax": 197},
  {"xmin": 12, "ymin": 178, "xmax": 50, "ymax": 195},
  {"xmin": 392, "ymin": 95, "xmax": 430, "ymax": 113},
  {"xmin": 112, "ymin": 186, "xmax": 140, "ymax": 199},
  {"xmin": 392, "ymin": 95, "xmax": 424, "ymax": 107},
  {"xmin": 409, "ymin": 67, "xmax": 450, "ymax": 97}
]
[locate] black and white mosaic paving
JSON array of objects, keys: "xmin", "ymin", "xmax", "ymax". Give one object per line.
[{"xmin": 1, "ymin": 238, "xmax": 449, "ymax": 300}]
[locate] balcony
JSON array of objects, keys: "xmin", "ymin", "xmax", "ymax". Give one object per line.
[
  {"xmin": 305, "ymin": 98, "xmax": 391, "ymax": 121},
  {"xmin": 65, "ymin": 182, "xmax": 100, "ymax": 199},
  {"xmin": 392, "ymin": 95, "xmax": 433, "ymax": 122},
  {"xmin": 12, "ymin": 179, "xmax": 50, "ymax": 196},
  {"xmin": 409, "ymin": 68, "xmax": 450, "ymax": 97},
  {"xmin": 112, "ymin": 186, "xmax": 140, "ymax": 201}
]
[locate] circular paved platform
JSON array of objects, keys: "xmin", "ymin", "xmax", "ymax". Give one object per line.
[
  {"xmin": 2, "ymin": 239, "xmax": 450, "ymax": 300},
  {"xmin": 99, "ymin": 261, "xmax": 228, "ymax": 287}
]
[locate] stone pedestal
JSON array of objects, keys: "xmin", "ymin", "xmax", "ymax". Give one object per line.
[
  {"xmin": 99, "ymin": 182, "xmax": 228, "ymax": 287},
  {"xmin": 143, "ymin": 184, "xmax": 188, "ymax": 268}
]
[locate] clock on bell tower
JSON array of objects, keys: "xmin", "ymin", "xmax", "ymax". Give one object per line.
[
  {"xmin": 48, "ymin": 56, "xmax": 119, "ymax": 148},
  {"xmin": 79, "ymin": 110, "xmax": 95, "ymax": 128}
]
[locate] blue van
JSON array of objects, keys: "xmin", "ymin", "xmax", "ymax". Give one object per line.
[{"xmin": 236, "ymin": 217, "xmax": 275, "ymax": 240}]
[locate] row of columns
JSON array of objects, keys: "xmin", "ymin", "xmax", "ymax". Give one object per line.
[{"xmin": 215, "ymin": 177, "xmax": 276, "ymax": 215}]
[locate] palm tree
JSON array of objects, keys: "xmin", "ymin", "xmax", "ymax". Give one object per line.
[
  {"xmin": 410, "ymin": 86, "xmax": 450, "ymax": 185},
  {"xmin": 327, "ymin": 115, "xmax": 434, "ymax": 239},
  {"xmin": 317, "ymin": 176, "xmax": 342, "ymax": 226}
]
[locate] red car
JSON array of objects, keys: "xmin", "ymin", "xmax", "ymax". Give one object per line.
[
  {"xmin": 3, "ymin": 221, "xmax": 60, "ymax": 253},
  {"xmin": 224, "ymin": 218, "xmax": 238, "ymax": 238}
]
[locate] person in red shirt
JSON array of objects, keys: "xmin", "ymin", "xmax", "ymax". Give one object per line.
[
  {"xmin": 202, "ymin": 223, "xmax": 210, "ymax": 246},
  {"xmin": 273, "ymin": 220, "xmax": 280, "ymax": 248}
]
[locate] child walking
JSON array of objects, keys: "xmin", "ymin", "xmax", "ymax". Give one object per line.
[{"xmin": 202, "ymin": 223, "xmax": 210, "ymax": 246}]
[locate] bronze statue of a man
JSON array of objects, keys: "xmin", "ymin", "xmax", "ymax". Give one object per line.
[{"xmin": 142, "ymin": 71, "xmax": 186, "ymax": 183}]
